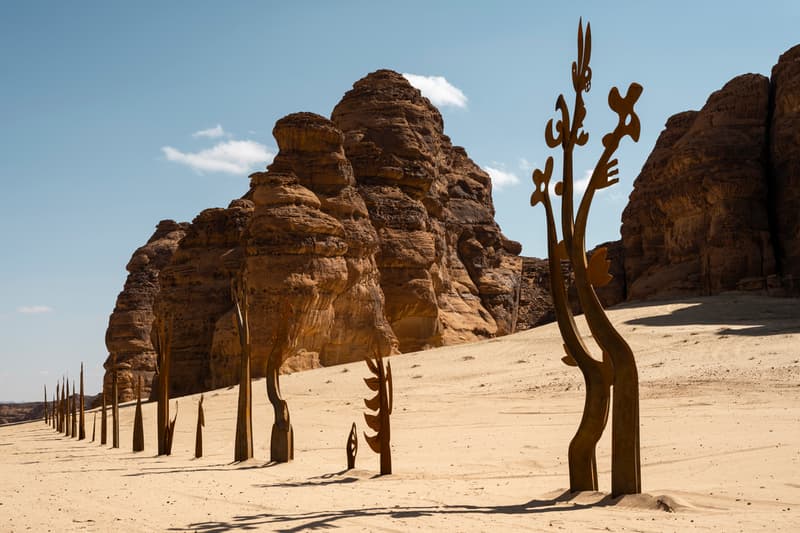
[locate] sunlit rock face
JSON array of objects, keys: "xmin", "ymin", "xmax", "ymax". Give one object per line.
[
  {"xmin": 104, "ymin": 220, "xmax": 188, "ymax": 402},
  {"xmin": 332, "ymin": 69, "xmax": 522, "ymax": 351},
  {"xmin": 622, "ymin": 74, "xmax": 776, "ymax": 299}
]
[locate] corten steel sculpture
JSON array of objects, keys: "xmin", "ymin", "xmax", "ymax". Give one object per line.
[
  {"xmin": 346, "ymin": 422, "xmax": 358, "ymax": 470},
  {"xmin": 363, "ymin": 350, "xmax": 393, "ymax": 475},
  {"xmin": 530, "ymin": 19, "xmax": 642, "ymax": 496},
  {"xmin": 92, "ymin": 412, "xmax": 96, "ymax": 442},
  {"xmin": 133, "ymin": 376, "xmax": 144, "ymax": 452},
  {"xmin": 195, "ymin": 395, "xmax": 205, "ymax": 459},
  {"xmin": 164, "ymin": 402, "xmax": 178, "ymax": 455},
  {"xmin": 100, "ymin": 390, "xmax": 107, "ymax": 445},
  {"xmin": 79, "ymin": 363, "xmax": 86, "ymax": 440},
  {"xmin": 112, "ymin": 363, "xmax": 120, "ymax": 448},
  {"xmin": 43, "ymin": 384, "xmax": 48, "ymax": 425},
  {"xmin": 266, "ymin": 304, "xmax": 295, "ymax": 463},
  {"xmin": 231, "ymin": 277, "xmax": 253, "ymax": 462},
  {"xmin": 152, "ymin": 315, "xmax": 175, "ymax": 456},
  {"xmin": 71, "ymin": 381, "xmax": 77, "ymax": 438}
]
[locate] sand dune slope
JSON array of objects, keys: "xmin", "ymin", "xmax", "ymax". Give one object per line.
[{"xmin": 1, "ymin": 293, "xmax": 799, "ymax": 532}]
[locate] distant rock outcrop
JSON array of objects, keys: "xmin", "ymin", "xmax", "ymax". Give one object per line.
[
  {"xmin": 103, "ymin": 70, "xmax": 521, "ymax": 400},
  {"xmin": 622, "ymin": 44, "xmax": 800, "ymax": 300},
  {"xmin": 770, "ymin": 44, "xmax": 800, "ymax": 287},
  {"xmin": 105, "ymin": 220, "xmax": 188, "ymax": 402}
]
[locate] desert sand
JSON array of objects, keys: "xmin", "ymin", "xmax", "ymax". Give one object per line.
[{"xmin": 1, "ymin": 293, "xmax": 798, "ymax": 532}]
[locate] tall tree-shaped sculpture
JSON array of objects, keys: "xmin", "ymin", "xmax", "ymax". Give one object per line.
[
  {"xmin": 79, "ymin": 363, "xmax": 86, "ymax": 440},
  {"xmin": 530, "ymin": 19, "xmax": 642, "ymax": 496},
  {"xmin": 43, "ymin": 384, "xmax": 48, "ymax": 425},
  {"xmin": 63, "ymin": 376, "xmax": 69, "ymax": 436},
  {"xmin": 133, "ymin": 376, "xmax": 144, "ymax": 452},
  {"xmin": 231, "ymin": 277, "xmax": 253, "ymax": 462},
  {"xmin": 71, "ymin": 380, "xmax": 77, "ymax": 438},
  {"xmin": 266, "ymin": 303, "xmax": 295, "ymax": 463},
  {"xmin": 195, "ymin": 394, "xmax": 205, "ymax": 459},
  {"xmin": 52, "ymin": 390, "xmax": 57, "ymax": 430},
  {"xmin": 112, "ymin": 358, "xmax": 120, "ymax": 448},
  {"xmin": 100, "ymin": 390, "xmax": 107, "ymax": 445},
  {"xmin": 363, "ymin": 349, "xmax": 393, "ymax": 475},
  {"xmin": 152, "ymin": 314, "xmax": 174, "ymax": 456}
]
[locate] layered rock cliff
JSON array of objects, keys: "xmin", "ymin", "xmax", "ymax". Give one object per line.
[
  {"xmin": 103, "ymin": 70, "xmax": 522, "ymax": 400},
  {"xmin": 621, "ymin": 44, "xmax": 800, "ymax": 300},
  {"xmin": 104, "ymin": 220, "xmax": 188, "ymax": 401}
]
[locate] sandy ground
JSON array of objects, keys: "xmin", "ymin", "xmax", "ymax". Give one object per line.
[{"xmin": 1, "ymin": 293, "xmax": 799, "ymax": 532}]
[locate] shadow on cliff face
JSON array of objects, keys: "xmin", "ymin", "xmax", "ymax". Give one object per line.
[{"xmin": 623, "ymin": 294, "xmax": 800, "ymax": 336}]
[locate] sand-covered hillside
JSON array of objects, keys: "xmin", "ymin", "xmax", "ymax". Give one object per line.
[{"xmin": 1, "ymin": 293, "xmax": 798, "ymax": 532}]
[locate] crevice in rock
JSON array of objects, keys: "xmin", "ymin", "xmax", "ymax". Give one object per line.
[{"xmin": 764, "ymin": 76, "xmax": 784, "ymax": 277}]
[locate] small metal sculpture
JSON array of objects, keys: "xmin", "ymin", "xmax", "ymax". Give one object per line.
[
  {"xmin": 152, "ymin": 314, "xmax": 174, "ymax": 456},
  {"xmin": 43, "ymin": 384, "xmax": 48, "ymax": 425},
  {"xmin": 530, "ymin": 19, "xmax": 642, "ymax": 496},
  {"xmin": 79, "ymin": 363, "xmax": 86, "ymax": 440},
  {"xmin": 195, "ymin": 394, "xmax": 205, "ymax": 459},
  {"xmin": 133, "ymin": 376, "xmax": 144, "ymax": 452},
  {"xmin": 164, "ymin": 402, "xmax": 178, "ymax": 455},
  {"xmin": 346, "ymin": 422, "xmax": 358, "ymax": 470},
  {"xmin": 267, "ymin": 304, "xmax": 295, "ymax": 463},
  {"xmin": 231, "ymin": 277, "xmax": 254, "ymax": 462},
  {"xmin": 363, "ymin": 350, "xmax": 393, "ymax": 475},
  {"xmin": 91, "ymin": 412, "xmax": 96, "ymax": 442}
]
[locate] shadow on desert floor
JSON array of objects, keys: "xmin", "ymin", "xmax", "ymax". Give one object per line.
[
  {"xmin": 169, "ymin": 490, "xmax": 672, "ymax": 532},
  {"xmin": 623, "ymin": 297, "xmax": 800, "ymax": 336}
]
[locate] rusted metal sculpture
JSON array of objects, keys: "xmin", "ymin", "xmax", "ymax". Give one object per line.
[
  {"xmin": 91, "ymin": 412, "xmax": 96, "ymax": 442},
  {"xmin": 363, "ymin": 350, "xmax": 393, "ymax": 475},
  {"xmin": 133, "ymin": 376, "xmax": 144, "ymax": 452},
  {"xmin": 79, "ymin": 363, "xmax": 86, "ymax": 440},
  {"xmin": 266, "ymin": 304, "xmax": 295, "ymax": 463},
  {"xmin": 71, "ymin": 380, "xmax": 77, "ymax": 438},
  {"xmin": 346, "ymin": 422, "xmax": 358, "ymax": 470},
  {"xmin": 152, "ymin": 315, "xmax": 174, "ymax": 456},
  {"xmin": 231, "ymin": 277, "xmax": 254, "ymax": 462},
  {"xmin": 43, "ymin": 384, "xmax": 48, "ymax": 425},
  {"xmin": 164, "ymin": 402, "xmax": 178, "ymax": 455},
  {"xmin": 195, "ymin": 394, "xmax": 205, "ymax": 459},
  {"xmin": 100, "ymin": 390, "xmax": 107, "ymax": 445},
  {"xmin": 530, "ymin": 19, "xmax": 642, "ymax": 496},
  {"xmin": 112, "ymin": 360, "xmax": 120, "ymax": 448}
]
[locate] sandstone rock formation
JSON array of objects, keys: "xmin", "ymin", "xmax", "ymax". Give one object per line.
[
  {"xmin": 770, "ymin": 44, "xmax": 800, "ymax": 286},
  {"xmin": 104, "ymin": 220, "xmax": 188, "ymax": 402},
  {"xmin": 153, "ymin": 200, "xmax": 254, "ymax": 397},
  {"xmin": 244, "ymin": 112, "xmax": 397, "ymax": 375},
  {"xmin": 621, "ymin": 74, "xmax": 776, "ymax": 299},
  {"xmin": 331, "ymin": 70, "xmax": 522, "ymax": 351}
]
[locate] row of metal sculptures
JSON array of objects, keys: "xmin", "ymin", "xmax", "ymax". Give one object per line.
[
  {"xmin": 42, "ymin": 274, "xmax": 393, "ymax": 475},
  {"xmin": 43, "ymin": 18, "xmax": 638, "ymax": 495}
]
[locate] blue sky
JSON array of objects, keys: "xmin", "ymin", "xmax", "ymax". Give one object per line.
[{"xmin": 1, "ymin": 1, "xmax": 798, "ymax": 401}]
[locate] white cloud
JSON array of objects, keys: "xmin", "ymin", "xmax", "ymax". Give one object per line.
[
  {"xmin": 402, "ymin": 73, "xmax": 468, "ymax": 108},
  {"xmin": 519, "ymin": 158, "xmax": 535, "ymax": 172},
  {"xmin": 484, "ymin": 165, "xmax": 521, "ymax": 190},
  {"xmin": 162, "ymin": 140, "xmax": 275, "ymax": 174},
  {"xmin": 574, "ymin": 169, "xmax": 593, "ymax": 193},
  {"xmin": 192, "ymin": 124, "xmax": 226, "ymax": 139},
  {"xmin": 17, "ymin": 305, "xmax": 53, "ymax": 314}
]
